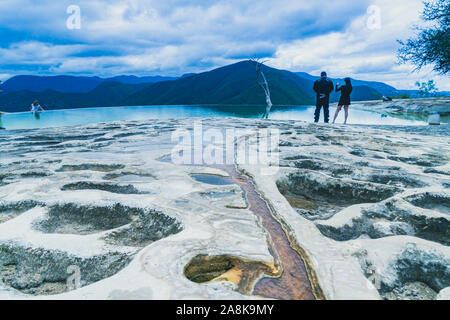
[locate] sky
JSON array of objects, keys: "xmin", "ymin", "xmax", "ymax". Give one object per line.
[{"xmin": 0, "ymin": 0, "xmax": 448, "ymax": 90}]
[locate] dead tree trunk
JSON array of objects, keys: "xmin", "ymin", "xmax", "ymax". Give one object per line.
[{"xmin": 252, "ymin": 59, "xmax": 273, "ymax": 119}]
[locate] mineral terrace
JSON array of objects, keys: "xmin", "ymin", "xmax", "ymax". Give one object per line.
[{"xmin": 0, "ymin": 118, "xmax": 448, "ymax": 300}]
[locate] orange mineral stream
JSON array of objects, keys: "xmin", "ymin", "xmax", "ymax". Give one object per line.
[{"xmin": 216, "ymin": 165, "xmax": 323, "ymax": 300}]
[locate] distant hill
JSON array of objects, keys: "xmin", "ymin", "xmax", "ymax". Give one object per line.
[
  {"xmin": 124, "ymin": 61, "xmax": 383, "ymax": 106},
  {"xmin": 0, "ymin": 75, "xmax": 104, "ymax": 94},
  {"xmin": 349, "ymin": 85, "xmax": 383, "ymax": 101},
  {"xmin": 107, "ymin": 75, "xmax": 177, "ymax": 85},
  {"xmin": 180, "ymin": 73, "xmax": 197, "ymax": 78},
  {"xmin": 296, "ymin": 72, "xmax": 397, "ymax": 96},
  {"xmin": 0, "ymin": 60, "xmax": 384, "ymax": 112},
  {"xmin": 0, "ymin": 75, "xmax": 176, "ymax": 94},
  {"xmin": 0, "ymin": 82, "xmax": 148, "ymax": 112},
  {"xmin": 123, "ymin": 61, "xmax": 316, "ymax": 106}
]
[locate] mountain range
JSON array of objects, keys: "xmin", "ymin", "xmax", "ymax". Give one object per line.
[
  {"xmin": 0, "ymin": 75, "xmax": 176, "ymax": 94},
  {"xmin": 0, "ymin": 60, "xmax": 391, "ymax": 113},
  {"xmin": 295, "ymin": 72, "xmax": 398, "ymax": 97}
]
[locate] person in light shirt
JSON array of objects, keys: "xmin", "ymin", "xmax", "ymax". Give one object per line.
[
  {"xmin": 30, "ymin": 100, "xmax": 44, "ymax": 119},
  {"xmin": 0, "ymin": 111, "xmax": 4, "ymax": 130},
  {"xmin": 0, "ymin": 88, "xmax": 4, "ymax": 129}
]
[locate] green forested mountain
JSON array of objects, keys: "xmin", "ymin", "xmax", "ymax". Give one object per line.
[
  {"xmin": 347, "ymin": 85, "xmax": 383, "ymax": 101},
  {"xmin": 0, "ymin": 82, "xmax": 148, "ymax": 112},
  {"xmin": 124, "ymin": 61, "xmax": 383, "ymax": 106},
  {"xmin": 0, "ymin": 60, "xmax": 384, "ymax": 112},
  {"xmin": 0, "ymin": 75, "xmax": 176, "ymax": 94},
  {"xmin": 123, "ymin": 61, "xmax": 316, "ymax": 106}
]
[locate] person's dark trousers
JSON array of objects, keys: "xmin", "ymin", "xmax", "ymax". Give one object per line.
[{"xmin": 314, "ymin": 103, "xmax": 330, "ymax": 123}]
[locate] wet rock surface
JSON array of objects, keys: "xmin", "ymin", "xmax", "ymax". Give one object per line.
[
  {"xmin": 0, "ymin": 118, "xmax": 449, "ymax": 300},
  {"xmin": 351, "ymin": 239, "xmax": 449, "ymax": 300},
  {"xmin": 315, "ymin": 194, "xmax": 450, "ymax": 245},
  {"xmin": 352, "ymin": 97, "xmax": 450, "ymax": 117},
  {"xmin": 272, "ymin": 120, "xmax": 449, "ymax": 300},
  {"xmin": 0, "ymin": 201, "xmax": 41, "ymax": 224},
  {"xmin": 0, "ymin": 124, "xmax": 187, "ymax": 297},
  {"xmin": 0, "ymin": 244, "xmax": 133, "ymax": 295},
  {"xmin": 0, "ymin": 200, "xmax": 182, "ymax": 295},
  {"xmin": 103, "ymin": 207, "xmax": 182, "ymax": 247},
  {"xmin": 61, "ymin": 182, "xmax": 148, "ymax": 194}
]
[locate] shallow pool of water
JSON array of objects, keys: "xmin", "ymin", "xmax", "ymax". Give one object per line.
[
  {"xmin": 0, "ymin": 104, "xmax": 429, "ymax": 130},
  {"xmin": 191, "ymin": 174, "xmax": 233, "ymax": 186}
]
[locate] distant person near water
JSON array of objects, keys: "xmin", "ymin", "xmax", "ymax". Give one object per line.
[
  {"xmin": 0, "ymin": 88, "xmax": 4, "ymax": 130},
  {"xmin": 313, "ymin": 71, "xmax": 334, "ymax": 123},
  {"xmin": 0, "ymin": 111, "xmax": 4, "ymax": 130},
  {"xmin": 332, "ymin": 77, "xmax": 353, "ymax": 124},
  {"xmin": 30, "ymin": 100, "xmax": 44, "ymax": 119}
]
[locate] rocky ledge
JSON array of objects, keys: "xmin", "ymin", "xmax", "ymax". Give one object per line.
[{"xmin": 352, "ymin": 97, "xmax": 450, "ymax": 117}]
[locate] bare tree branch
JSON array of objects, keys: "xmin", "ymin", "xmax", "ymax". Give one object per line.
[{"xmin": 251, "ymin": 59, "xmax": 273, "ymax": 119}]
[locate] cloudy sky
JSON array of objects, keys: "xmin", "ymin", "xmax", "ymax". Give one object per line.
[{"xmin": 0, "ymin": 0, "xmax": 448, "ymax": 90}]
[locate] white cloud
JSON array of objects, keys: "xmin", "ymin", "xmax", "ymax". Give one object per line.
[
  {"xmin": 266, "ymin": 0, "xmax": 450, "ymax": 90},
  {"xmin": 0, "ymin": 0, "xmax": 448, "ymax": 90},
  {"xmin": 0, "ymin": 42, "xmax": 86, "ymax": 64},
  {"xmin": 0, "ymin": 74, "xmax": 11, "ymax": 82}
]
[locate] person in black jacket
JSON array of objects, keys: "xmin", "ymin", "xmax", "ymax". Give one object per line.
[
  {"xmin": 313, "ymin": 72, "xmax": 334, "ymax": 123},
  {"xmin": 332, "ymin": 77, "xmax": 353, "ymax": 124}
]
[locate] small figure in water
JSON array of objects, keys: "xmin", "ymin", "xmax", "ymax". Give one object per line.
[
  {"xmin": 30, "ymin": 100, "xmax": 44, "ymax": 119},
  {"xmin": 332, "ymin": 77, "xmax": 353, "ymax": 124},
  {"xmin": 0, "ymin": 88, "xmax": 4, "ymax": 129},
  {"xmin": 0, "ymin": 111, "xmax": 4, "ymax": 130}
]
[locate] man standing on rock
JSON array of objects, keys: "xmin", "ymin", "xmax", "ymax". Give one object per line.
[{"xmin": 313, "ymin": 71, "xmax": 334, "ymax": 123}]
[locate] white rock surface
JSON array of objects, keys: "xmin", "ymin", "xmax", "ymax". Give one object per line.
[{"xmin": 0, "ymin": 117, "xmax": 448, "ymax": 300}]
